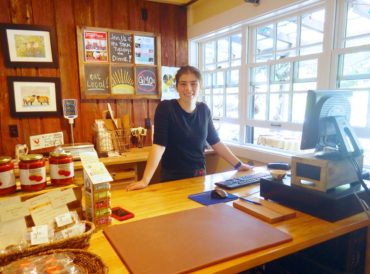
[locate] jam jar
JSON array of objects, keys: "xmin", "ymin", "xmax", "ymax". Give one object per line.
[
  {"xmin": 49, "ymin": 150, "xmax": 74, "ymax": 186},
  {"xmin": 19, "ymin": 154, "xmax": 46, "ymax": 191},
  {"xmin": 0, "ymin": 156, "xmax": 16, "ymax": 195}
]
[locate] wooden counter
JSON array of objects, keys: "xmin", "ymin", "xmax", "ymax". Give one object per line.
[{"xmin": 87, "ymin": 167, "xmax": 370, "ymax": 273}]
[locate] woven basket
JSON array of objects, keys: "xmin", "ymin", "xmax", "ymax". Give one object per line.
[
  {"xmin": 0, "ymin": 221, "xmax": 95, "ymax": 267},
  {"xmin": 4, "ymin": 248, "xmax": 108, "ymax": 274}
]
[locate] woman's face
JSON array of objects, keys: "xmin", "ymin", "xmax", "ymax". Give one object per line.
[{"xmin": 176, "ymin": 72, "xmax": 200, "ymax": 103}]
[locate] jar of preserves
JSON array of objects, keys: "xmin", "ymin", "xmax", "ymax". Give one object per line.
[
  {"xmin": 0, "ymin": 156, "xmax": 16, "ymax": 195},
  {"xmin": 19, "ymin": 154, "xmax": 46, "ymax": 191},
  {"xmin": 49, "ymin": 150, "xmax": 74, "ymax": 186}
]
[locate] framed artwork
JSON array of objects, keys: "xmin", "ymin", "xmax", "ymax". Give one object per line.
[
  {"xmin": 8, "ymin": 76, "xmax": 62, "ymax": 117},
  {"xmin": 0, "ymin": 23, "xmax": 59, "ymax": 68}
]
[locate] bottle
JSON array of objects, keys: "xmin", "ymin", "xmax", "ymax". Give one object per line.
[
  {"xmin": 49, "ymin": 149, "xmax": 74, "ymax": 186},
  {"xmin": 19, "ymin": 154, "xmax": 46, "ymax": 191},
  {"xmin": 0, "ymin": 156, "xmax": 16, "ymax": 195}
]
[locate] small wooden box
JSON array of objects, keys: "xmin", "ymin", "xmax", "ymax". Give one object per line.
[{"xmin": 291, "ymin": 153, "xmax": 363, "ymax": 192}]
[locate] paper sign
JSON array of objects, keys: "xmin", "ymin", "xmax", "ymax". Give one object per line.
[
  {"xmin": 31, "ymin": 225, "xmax": 49, "ymax": 245},
  {"xmin": 31, "ymin": 203, "xmax": 69, "ymax": 226},
  {"xmin": 79, "ymin": 151, "xmax": 99, "ymax": 166},
  {"xmin": 0, "ymin": 218, "xmax": 27, "ymax": 249},
  {"xmin": 30, "ymin": 131, "xmax": 64, "ymax": 150},
  {"xmin": 49, "ymin": 188, "xmax": 76, "ymax": 208},
  {"xmin": 84, "ymin": 162, "xmax": 113, "ymax": 184},
  {"xmin": 0, "ymin": 200, "xmax": 29, "ymax": 222},
  {"xmin": 55, "ymin": 212, "xmax": 73, "ymax": 227}
]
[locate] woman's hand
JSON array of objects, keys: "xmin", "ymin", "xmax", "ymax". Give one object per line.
[
  {"xmin": 126, "ymin": 180, "xmax": 149, "ymax": 191},
  {"xmin": 238, "ymin": 163, "xmax": 254, "ymax": 171}
]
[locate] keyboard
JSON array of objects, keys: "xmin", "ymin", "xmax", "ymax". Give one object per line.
[{"xmin": 215, "ymin": 171, "xmax": 271, "ymax": 190}]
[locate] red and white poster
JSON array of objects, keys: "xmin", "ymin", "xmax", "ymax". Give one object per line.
[{"xmin": 84, "ymin": 31, "xmax": 108, "ymax": 62}]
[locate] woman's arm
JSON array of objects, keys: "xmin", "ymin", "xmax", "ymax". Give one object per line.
[
  {"xmin": 126, "ymin": 144, "xmax": 166, "ymax": 191},
  {"xmin": 211, "ymin": 142, "xmax": 253, "ymax": 171}
]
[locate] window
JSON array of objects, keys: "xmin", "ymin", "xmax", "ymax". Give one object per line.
[{"xmin": 192, "ymin": 0, "xmax": 370, "ymax": 166}]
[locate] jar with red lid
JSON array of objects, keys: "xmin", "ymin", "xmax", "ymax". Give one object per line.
[
  {"xmin": 49, "ymin": 150, "xmax": 74, "ymax": 186},
  {"xmin": 0, "ymin": 156, "xmax": 16, "ymax": 195},
  {"xmin": 19, "ymin": 154, "xmax": 46, "ymax": 191}
]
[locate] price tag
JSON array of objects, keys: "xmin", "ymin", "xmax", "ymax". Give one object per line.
[
  {"xmin": 31, "ymin": 225, "xmax": 49, "ymax": 245},
  {"xmin": 55, "ymin": 212, "xmax": 73, "ymax": 227}
]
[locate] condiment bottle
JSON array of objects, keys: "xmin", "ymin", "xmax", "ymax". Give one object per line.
[
  {"xmin": 19, "ymin": 154, "xmax": 46, "ymax": 191},
  {"xmin": 49, "ymin": 149, "xmax": 74, "ymax": 186},
  {"xmin": 0, "ymin": 156, "xmax": 16, "ymax": 195}
]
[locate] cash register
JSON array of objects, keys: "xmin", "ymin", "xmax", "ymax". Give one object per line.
[{"xmin": 260, "ymin": 90, "xmax": 370, "ymax": 221}]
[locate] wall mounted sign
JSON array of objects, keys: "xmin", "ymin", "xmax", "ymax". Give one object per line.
[{"xmin": 77, "ymin": 26, "xmax": 161, "ymax": 99}]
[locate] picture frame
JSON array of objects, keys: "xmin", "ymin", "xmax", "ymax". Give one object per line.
[
  {"xmin": 8, "ymin": 76, "xmax": 62, "ymax": 118},
  {"xmin": 0, "ymin": 23, "xmax": 59, "ymax": 68}
]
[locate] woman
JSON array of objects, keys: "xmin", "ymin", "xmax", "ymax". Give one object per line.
[{"xmin": 127, "ymin": 66, "xmax": 252, "ymax": 191}]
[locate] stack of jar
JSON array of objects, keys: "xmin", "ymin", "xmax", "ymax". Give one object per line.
[{"xmin": 0, "ymin": 150, "xmax": 74, "ymax": 196}]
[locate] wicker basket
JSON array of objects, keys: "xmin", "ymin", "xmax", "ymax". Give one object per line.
[
  {"xmin": 4, "ymin": 248, "xmax": 108, "ymax": 274},
  {"xmin": 0, "ymin": 221, "xmax": 95, "ymax": 267}
]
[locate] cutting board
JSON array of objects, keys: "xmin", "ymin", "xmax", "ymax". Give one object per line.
[
  {"xmin": 233, "ymin": 197, "xmax": 296, "ymax": 223},
  {"xmin": 103, "ymin": 203, "xmax": 292, "ymax": 274}
]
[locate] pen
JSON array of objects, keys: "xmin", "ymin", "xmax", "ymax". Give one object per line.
[{"xmin": 239, "ymin": 196, "xmax": 262, "ymax": 205}]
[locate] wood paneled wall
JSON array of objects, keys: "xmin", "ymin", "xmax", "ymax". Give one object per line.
[{"xmin": 0, "ymin": 0, "xmax": 187, "ymax": 157}]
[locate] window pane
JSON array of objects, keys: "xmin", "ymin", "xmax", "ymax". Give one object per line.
[
  {"xmin": 251, "ymin": 66, "xmax": 268, "ymax": 83},
  {"xmin": 293, "ymin": 82, "xmax": 317, "ymax": 91},
  {"xmin": 231, "ymin": 34, "xmax": 242, "ymax": 60},
  {"xmin": 271, "ymin": 83, "xmax": 290, "ymax": 92},
  {"xmin": 254, "ymin": 127, "xmax": 301, "ymax": 151},
  {"xmin": 204, "ymin": 41, "xmax": 215, "ymax": 64},
  {"xmin": 226, "ymin": 87, "xmax": 238, "ymax": 94},
  {"xmin": 204, "ymin": 73, "xmax": 212, "ymax": 88},
  {"xmin": 292, "ymin": 93, "xmax": 307, "ymax": 123},
  {"xmin": 300, "ymin": 44, "xmax": 322, "ymax": 55},
  {"xmin": 204, "ymin": 95, "xmax": 211, "ymax": 107},
  {"xmin": 273, "ymin": 62, "xmax": 290, "ymax": 82},
  {"xmin": 250, "ymin": 94, "xmax": 266, "ymax": 119},
  {"xmin": 342, "ymin": 51, "xmax": 370, "ymax": 76},
  {"xmin": 256, "ymin": 24, "xmax": 274, "ymax": 55},
  {"xmin": 252, "ymin": 84, "xmax": 268, "ymax": 93},
  {"xmin": 213, "ymin": 71, "xmax": 225, "ymax": 86},
  {"xmin": 218, "ymin": 123, "xmax": 240, "ymax": 142},
  {"xmin": 300, "ymin": 9, "xmax": 325, "ymax": 46},
  {"xmin": 350, "ymin": 91, "xmax": 368, "ymax": 127},
  {"xmin": 228, "ymin": 69, "xmax": 239, "ymax": 86},
  {"xmin": 226, "ymin": 94, "xmax": 239, "ymax": 118},
  {"xmin": 297, "ymin": 59, "xmax": 318, "ymax": 79},
  {"xmin": 346, "ymin": 0, "xmax": 370, "ymax": 39},
  {"xmin": 277, "ymin": 18, "xmax": 297, "ymax": 50},
  {"xmin": 213, "ymin": 88, "xmax": 223, "ymax": 94},
  {"xmin": 204, "ymin": 88, "xmax": 211, "ymax": 95},
  {"xmin": 217, "ymin": 38, "xmax": 229, "ymax": 62},
  {"xmin": 269, "ymin": 93, "xmax": 289, "ymax": 121},
  {"xmin": 346, "ymin": 36, "xmax": 370, "ymax": 47},
  {"xmin": 255, "ymin": 54, "xmax": 274, "ymax": 62},
  {"xmin": 213, "ymin": 95, "xmax": 224, "ymax": 117}
]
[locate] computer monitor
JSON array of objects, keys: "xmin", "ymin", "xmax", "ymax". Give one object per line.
[{"xmin": 300, "ymin": 90, "xmax": 363, "ymax": 159}]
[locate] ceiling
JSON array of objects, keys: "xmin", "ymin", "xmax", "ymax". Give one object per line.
[{"xmin": 145, "ymin": 0, "xmax": 197, "ymax": 6}]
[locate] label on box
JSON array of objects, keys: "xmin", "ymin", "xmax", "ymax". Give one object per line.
[
  {"xmin": 31, "ymin": 225, "xmax": 49, "ymax": 245},
  {"xmin": 55, "ymin": 212, "xmax": 73, "ymax": 227}
]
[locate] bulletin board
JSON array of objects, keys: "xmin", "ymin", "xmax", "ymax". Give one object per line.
[{"xmin": 76, "ymin": 26, "xmax": 161, "ymax": 99}]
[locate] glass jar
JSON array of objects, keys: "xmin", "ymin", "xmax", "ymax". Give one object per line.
[
  {"xmin": 49, "ymin": 151, "xmax": 74, "ymax": 186},
  {"xmin": 19, "ymin": 154, "xmax": 46, "ymax": 191},
  {"xmin": 0, "ymin": 156, "xmax": 16, "ymax": 195}
]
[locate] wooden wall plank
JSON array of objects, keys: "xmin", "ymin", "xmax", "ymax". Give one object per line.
[{"xmin": 0, "ymin": 0, "xmax": 187, "ymax": 157}]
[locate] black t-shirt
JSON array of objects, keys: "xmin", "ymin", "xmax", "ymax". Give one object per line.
[{"xmin": 154, "ymin": 99, "xmax": 220, "ymax": 173}]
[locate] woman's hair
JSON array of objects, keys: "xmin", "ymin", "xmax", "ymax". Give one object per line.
[{"xmin": 175, "ymin": 65, "xmax": 202, "ymax": 87}]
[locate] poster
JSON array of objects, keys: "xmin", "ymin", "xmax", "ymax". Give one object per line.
[
  {"xmin": 84, "ymin": 64, "xmax": 109, "ymax": 94},
  {"xmin": 111, "ymin": 66, "xmax": 134, "ymax": 94},
  {"xmin": 84, "ymin": 31, "xmax": 108, "ymax": 62},
  {"xmin": 136, "ymin": 67, "xmax": 157, "ymax": 94},
  {"xmin": 161, "ymin": 66, "xmax": 179, "ymax": 101},
  {"xmin": 110, "ymin": 33, "xmax": 133, "ymax": 63},
  {"xmin": 134, "ymin": 35, "xmax": 155, "ymax": 65}
]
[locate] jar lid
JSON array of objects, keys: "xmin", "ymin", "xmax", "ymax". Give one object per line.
[
  {"xmin": 50, "ymin": 151, "xmax": 72, "ymax": 157},
  {"xmin": 0, "ymin": 156, "xmax": 12, "ymax": 164},
  {"xmin": 20, "ymin": 154, "xmax": 44, "ymax": 161}
]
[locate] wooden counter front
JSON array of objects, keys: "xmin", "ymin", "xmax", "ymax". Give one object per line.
[{"xmin": 87, "ymin": 168, "xmax": 370, "ymax": 273}]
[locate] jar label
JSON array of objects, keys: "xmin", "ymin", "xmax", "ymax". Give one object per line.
[
  {"xmin": 50, "ymin": 163, "xmax": 74, "ymax": 179},
  {"xmin": 0, "ymin": 170, "xmax": 16, "ymax": 189},
  {"xmin": 20, "ymin": 167, "xmax": 46, "ymax": 185}
]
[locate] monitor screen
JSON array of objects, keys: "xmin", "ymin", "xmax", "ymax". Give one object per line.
[{"xmin": 300, "ymin": 89, "xmax": 362, "ymax": 158}]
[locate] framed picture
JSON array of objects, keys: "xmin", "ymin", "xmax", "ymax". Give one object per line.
[
  {"xmin": 8, "ymin": 76, "xmax": 62, "ymax": 117},
  {"xmin": 0, "ymin": 23, "xmax": 58, "ymax": 68}
]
